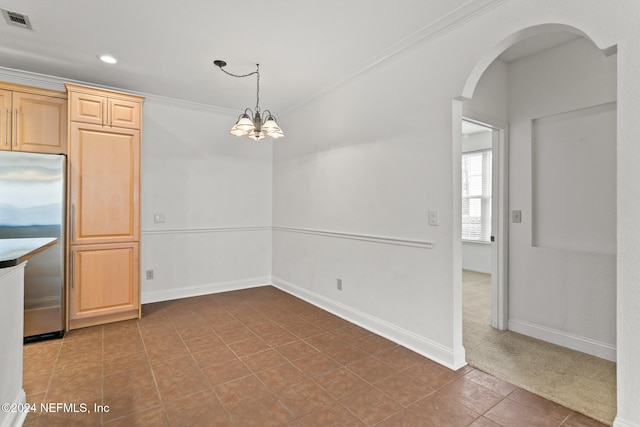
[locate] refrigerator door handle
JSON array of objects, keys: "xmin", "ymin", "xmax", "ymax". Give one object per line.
[{"xmin": 71, "ymin": 204, "xmax": 75, "ymax": 242}]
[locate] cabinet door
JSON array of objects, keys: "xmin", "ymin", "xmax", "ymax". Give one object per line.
[
  {"xmin": 13, "ymin": 92, "xmax": 68, "ymax": 154},
  {"xmin": 109, "ymin": 98, "xmax": 141, "ymax": 129},
  {"xmin": 0, "ymin": 89, "xmax": 10, "ymax": 151},
  {"xmin": 69, "ymin": 122, "xmax": 140, "ymax": 244},
  {"xmin": 69, "ymin": 242, "xmax": 139, "ymax": 328},
  {"xmin": 69, "ymin": 91, "xmax": 105, "ymax": 126}
]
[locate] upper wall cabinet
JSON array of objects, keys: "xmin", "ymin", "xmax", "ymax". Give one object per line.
[
  {"xmin": 0, "ymin": 83, "xmax": 68, "ymax": 155},
  {"xmin": 66, "ymin": 84, "xmax": 141, "ymax": 129}
]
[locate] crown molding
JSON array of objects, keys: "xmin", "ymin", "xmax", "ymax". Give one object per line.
[
  {"xmin": 281, "ymin": 0, "xmax": 509, "ymax": 116},
  {"xmin": 0, "ymin": 66, "xmax": 236, "ymax": 115}
]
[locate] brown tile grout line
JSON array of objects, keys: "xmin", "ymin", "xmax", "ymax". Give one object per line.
[{"xmin": 134, "ymin": 320, "xmax": 171, "ymax": 426}]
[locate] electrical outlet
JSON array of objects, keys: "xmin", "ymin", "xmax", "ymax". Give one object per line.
[
  {"xmin": 153, "ymin": 213, "xmax": 165, "ymax": 223},
  {"xmin": 146, "ymin": 270, "xmax": 154, "ymax": 280},
  {"xmin": 337, "ymin": 278, "xmax": 343, "ymax": 291}
]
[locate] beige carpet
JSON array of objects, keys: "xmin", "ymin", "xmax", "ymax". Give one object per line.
[{"xmin": 462, "ymin": 270, "xmax": 616, "ymax": 425}]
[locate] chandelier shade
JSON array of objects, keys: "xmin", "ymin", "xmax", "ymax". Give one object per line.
[{"xmin": 214, "ymin": 60, "xmax": 284, "ymax": 141}]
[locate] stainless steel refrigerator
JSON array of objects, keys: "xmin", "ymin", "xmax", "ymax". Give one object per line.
[{"xmin": 0, "ymin": 151, "xmax": 65, "ymax": 341}]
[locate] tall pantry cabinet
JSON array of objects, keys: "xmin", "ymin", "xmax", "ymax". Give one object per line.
[{"xmin": 65, "ymin": 83, "xmax": 144, "ymax": 330}]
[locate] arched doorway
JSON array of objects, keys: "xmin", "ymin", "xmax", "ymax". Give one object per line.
[{"xmin": 453, "ymin": 24, "xmax": 617, "ymax": 424}]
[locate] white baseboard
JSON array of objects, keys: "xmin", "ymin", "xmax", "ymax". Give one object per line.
[
  {"xmin": 0, "ymin": 389, "xmax": 26, "ymax": 427},
  {"xmin": 508, "ymin": 319, "xmax": 616, "ymax": 362},
  {"xmin": 461, "ymin": 267, "xmax": 491, "ymax": 274},
  {"xmin": 271, "ymin": 276, "xmax": 466, "ymax": 371},
  {"xmin": 613, "ymin": 417, "xmax": 640, "ymax": 427},
  {"xmin": 141, "ymin": 276, "xmax": 270, "ymax": 304}
]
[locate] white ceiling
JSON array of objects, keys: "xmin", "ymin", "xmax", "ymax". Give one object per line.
[
  {"xmin": 0, "ymin": 0, "xmax": 478, "ymax": 113},
  {"xmin": 0, "ymin": 1, "xmax": 583, "ymax": 116},
  {"xmin": 461, "ymin": 120, "xmax": 492, "ymax": 135},
  {"xmin": 498, "ymin": 31, "xmax": 580, "ymax": 63}
]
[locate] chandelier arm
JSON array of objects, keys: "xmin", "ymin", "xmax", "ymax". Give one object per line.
[{"xmin": 243, "ymin": 108, "xmax": 255, "ymax": 119}]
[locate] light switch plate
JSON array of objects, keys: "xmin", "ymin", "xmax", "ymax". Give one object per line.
[
  {"xmin": 512, "ymin": 210, "xmax": 522, "ymax": 223},
  {"xmin": 428, "ymin": 210, "xmax": 440, "ymax": 226}
]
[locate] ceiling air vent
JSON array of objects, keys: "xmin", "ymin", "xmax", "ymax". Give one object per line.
[{"xmin": 1, "ymin": 9, "xmax": 33, "ymax": 30}]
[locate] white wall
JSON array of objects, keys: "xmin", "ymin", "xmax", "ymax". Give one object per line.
[
  {"xmin": 462, "ymin": 242, "xmax": 491, "ymax": 273},
  {"xmin": 272, "ymin": 44, "xmax": 466, "ymax": 366},
  {"xmin": 506, "ymin": 37, "xmax": 617, "ymax": 360},
  {"xmin": 273, "ymin": 2, "xmax": 640, "ymax": 425},
  {"xmin": 140, "ymin": 100, "xmax": 273, "ymax": 303}
]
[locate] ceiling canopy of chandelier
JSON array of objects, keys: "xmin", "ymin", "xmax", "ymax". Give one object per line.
[{"xmin": 214, "ymin": 60, "xmax": 284, "ymax": 141}]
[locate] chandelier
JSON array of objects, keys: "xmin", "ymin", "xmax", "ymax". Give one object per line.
[{"xmin": 213, "ymin": 60, "xmax": 284, "ymax": 140}]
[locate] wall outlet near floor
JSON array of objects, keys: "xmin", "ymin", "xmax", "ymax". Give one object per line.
[
  {"xmin": 146, "ymin": 270, "xmax": 154, "ymax": 280},
  {"xmin": 153, "ymin": 213, "xmax": 165, "ymax": 223},
  {"xmin": 337, "ymin": 278, "xmax": 343, "ymax": 291}
]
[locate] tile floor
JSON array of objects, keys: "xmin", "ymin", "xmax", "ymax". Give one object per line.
[{"xmin": 22, "ymin": 286, "xmax": 606, "ymax": 426}]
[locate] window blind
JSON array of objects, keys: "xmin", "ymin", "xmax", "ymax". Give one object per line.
[{"xmin": 462, "ymin": 149, "xmax": 492, "ymax": 242}]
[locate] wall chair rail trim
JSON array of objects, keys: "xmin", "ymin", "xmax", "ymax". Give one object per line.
[
  {"xmin": 142, "ymin": 226, "xmax": 272, "ymax": 235},
  {"xmin": 273, "ymin": 226, "xmax": 434, "ymax": 249}
]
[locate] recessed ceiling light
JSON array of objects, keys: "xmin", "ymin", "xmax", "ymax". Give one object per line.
[{"xmin": 98, "ymin": 54, "xmax": 117, "ymax": 64}]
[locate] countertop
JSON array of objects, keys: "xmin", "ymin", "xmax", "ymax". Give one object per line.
[{"xmin": 0, "ymin": 238, "xmax": 58, "ymax": 268}]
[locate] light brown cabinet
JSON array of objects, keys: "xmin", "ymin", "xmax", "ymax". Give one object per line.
[
  {"xmin": 0, "ymin": 83, "xmax": 67, "ymax": 154},
  {"xmin": 66, "ymin": 84, "xmax": 143, "ymax": 330},
  {"xmin": 69, "ymin": 243, "xmax": 139, "ymax": 328},
  {"xmin": 68, "ymin": 122, "xmax": 140, "ymax": 245},
  {"xmin": 68, "ymin": 87, "xmax": 141, "ymax": 129}
]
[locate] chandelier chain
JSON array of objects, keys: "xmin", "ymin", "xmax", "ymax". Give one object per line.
[{"xmin": 217, "ymin": 63, "xmax": 260, "ymax": 112}]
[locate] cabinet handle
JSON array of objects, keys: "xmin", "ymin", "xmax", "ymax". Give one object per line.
[
  {"xmin": 70, "ymin": 252, "xmax": 75, "ymax": 289},
  {"xmin": 71, "ymin": 204, "xmax": 76, "ymax": 242},
  {"xmin": 108, "ymin": 100, "xmax": 112, "ymax": 127},
  {"xmin": 102, "ymin": 100, "xmax": 106, "ymax": 126},
  {"xmin": 4, "ymin": 108, "xmax": 8, "ymax": 146},
  {"xmin": 13, "ymin": 108, "xmax": 17, "ymax": 146}
]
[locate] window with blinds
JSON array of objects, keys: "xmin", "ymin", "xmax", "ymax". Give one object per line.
[{"xmin": 462, "ymin": 149, "xmax": 492, "ymax": 242}]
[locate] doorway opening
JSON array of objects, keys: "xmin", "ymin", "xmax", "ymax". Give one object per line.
[{"xmin": 461, "ymin": 118, "xmax": 506, "ymax": 340}]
